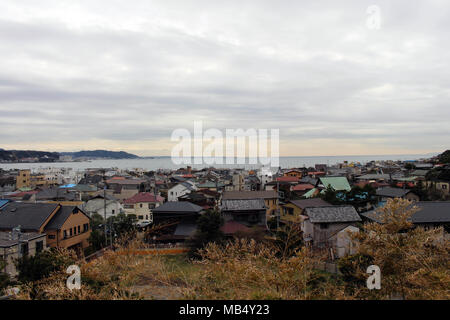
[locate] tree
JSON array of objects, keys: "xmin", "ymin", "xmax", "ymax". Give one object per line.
[
  {"xmin": 321, "ymin": 185, "xmax": 341, "ymax": 204},
  {"xmin": 108, "ymin": 213, "xmax": 137, "ymax": 238},
  {"xmin": 189, "ymin": 210, "xmax": 224, "ymax": 258},
  {"xmin": 438, "ymin": 150, "xmax": 450, "ymax": 164},
  {"xmin": 87, "ymin": 213, "xmax": 106, "ymax": 253},
  {"xmin": 269, "ymin": 223, "xmax": 304, "ymax": 259},
  {"xmin": 0, "ymin": 257, "xmax": 11, "ymax": 294},
  {"xmin": 15, "ymin": 249, "xmax": 76, "ymax": 283},
  {"xmin": 351, "ymin": 198, "xmax": 450, "ymax": 299}
]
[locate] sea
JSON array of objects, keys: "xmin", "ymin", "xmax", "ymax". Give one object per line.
[{"xmin": 0, "ymin": 153, "xmax": 437, "ymax": 172}]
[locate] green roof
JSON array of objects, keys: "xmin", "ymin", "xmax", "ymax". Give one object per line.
[
  {"xmin": 303, "ymin": 188, "xmax": 318, "ymax": 198},
  {"xmin": 319, "ymin": 177, "xmax": 351, "ymax": 192}
]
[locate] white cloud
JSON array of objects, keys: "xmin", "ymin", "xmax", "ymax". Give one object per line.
[{"xmin": 0, "ymin": 0, "xmax": 449, "ymax": 156}]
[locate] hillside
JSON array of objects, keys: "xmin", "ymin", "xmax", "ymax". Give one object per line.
[
  {"xmin": 0, "ymin": 149, "xmax": 59, "ymax": 162},
  {"xmin": 61, "ymin": 150, "xmax": 139, "ymax": 159}
]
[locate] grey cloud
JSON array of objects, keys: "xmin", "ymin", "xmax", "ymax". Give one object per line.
[{"xmin": 0, "ymin": 0, "xmax": 449, "ymax": 155}]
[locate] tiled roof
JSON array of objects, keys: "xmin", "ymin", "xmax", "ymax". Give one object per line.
[
  {"xmin": 45, "ymin": 206, "xmax": 89, "ymax": 230},
  {"xmin": 291, "ymin": 184, "xmax": 315, "ymax": 191},
  {"xmin": 276, "ymin": 176, "xmax": 299, "ymax": 183},
  {"xmin": 124, "ymin": 192, "xmax": 164, "ymax": 204},
  {"xmin": 289, "ymin": 198, "xmax": 331, "ymax": 209},
  {"xmin": 0, "ymin": 231, "xmax": 46, "ymax": 248},
  {"xmin": 222, "ymin": 191, "xmax": 277, "ymax": 200},
  {"xmin": 0, "ymin": 203, "xmax": 59, "ymax": 230},
  {"xmin": 153, "ymin": 201, "xmax": 203, "ymax": 213},
  {"xmin": 220, "ymin": 199, "xmax": 266, "ymax": 211},
  {"xmin": 305, "ymin": 206, "xmax": 361, "ymax": 223},
  {"xmin": 361, "ymin": 201, "xmax": 450, "ymax": 224},
  {"xmin": 376, "ymin": 187, "xmax": 412, "ymax": 198},
  {"xmin": 106, "ymin": 178, "xmax": 146, "ymax": 185}
]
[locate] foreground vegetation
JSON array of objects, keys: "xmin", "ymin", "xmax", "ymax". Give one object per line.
[{"xmin": 5, "ymin": 199, "xmax": 450, "ymax": 300}]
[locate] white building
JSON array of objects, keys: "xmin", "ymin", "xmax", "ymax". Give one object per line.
[
  {"xmin": 257, "ymin": 167, "xmax": 273, "ymax": 189},
  {"xmin": 168, "ymin": 181, "xmax": 197, "ymax": 202}
]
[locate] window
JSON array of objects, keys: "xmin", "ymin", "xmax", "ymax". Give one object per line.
[
  {"xmin": 64, "ymin": 230, "xmax": 68, "ymax": 239},
  {"xmin": 78, "ymin": 226, "xmax": 81, "ymax": 234},
  {"xmin": 21, "ymin": 243, "xmax": 29, "ymax": 256},
  {"xmin": 83, "ymin": 223, "xmax": 89, "ymax": 232},
  {"xmin": 48, "ymin": 235, "xmax": 56, "ymax": 240},
  {"xmin": 320, "ymin": 223, "xmax": 329, "ymax": 230},
  {"xmin": 145, "ymin": 215, "xmax": 148, "ymax": 220},
  {"xmin": 73, "ymin": 227, "xmax": 77, "ymax": 235},
  {"xmin": 70, "ymin": 229, "xmax": 73, "ymax": 237},
  {"xmin": 36, "ymin": 241, "xmax": 44, "ymax": 253},
  {"xmin": 442, "ymin": 184, "xmax": 448, "ymax": 190},
  {"xmin": 112, "ymin": 209, "xmax": 115, "ymax": 215},
  {"xmin": 138, "ymin": 215, "xmax": 144, "ymax": 220},
  {"xmin": 140, "ymin": 204, "xmax": 143, "ymax": 208}
]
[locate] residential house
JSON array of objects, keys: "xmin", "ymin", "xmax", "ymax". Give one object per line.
[
  {"xmin": 196, "ymin": 181, "xmax": 225, "ymax": 192},
  {"xmin": 301, "ymin": 206, "xmax": 362, "ymax": 248},
  {"xmin": 291, "ymin": 184, "xmax": 315, "ymax": 197},
  {"xmin": 281, "ymin": 198, "xmax": 331, "ymax": 223},
  {"xmin": 220, "ymin": 199, "xmax": 267, "ymax": 228},
  {"xmin": 362, "ymin": 201, "xmax": 450, "ymax": 238},
  {"xmin": 222, "ymin": 191, "xmax": 278, "ymax": 217},
  {"xmin": 375, "ymin": 187, "xmax": 420, "ymax": 202},
  {"xmin": 0, "ymin": 202, "xmax": 91, "ymax": 252},
  {"xmin": 123, "ymin": 192, "xmax": 165, "ymax": 224},
  {"xmin": 106, "ymin": 177, "xmax": 148, "ymax": 201},
  {"xmin": 283, "ymin": 169, "xmax": 303, "ymax": 178},
  {"xmin": 81, "ymin": 194, "xmax": 123, "ymax": 219},
  {"xmin": 356, "ymin": 173, "xmax": 392, "ymax": 183},
  {"xmin": 0, "ymin": 229, "xmax": 47, "ymax": 277},
  {"xmin": 168, "ymin": 181, "xmax": 197, "ymax": 202},
  {"xmin": 0, "ymin": 175, "xmax": 16, "ymax": 193},
  {"xmin": 151, "ymin": 201, "xmax": 204, "ymax": 242}
]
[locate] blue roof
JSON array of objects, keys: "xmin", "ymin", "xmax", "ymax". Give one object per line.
[
  {"xmin": 0, "ymin": 199, "xmax": 10, "ymax": 209},
  {"xmin": 59, "ymin": 184, "xmax": 77, "ymax": 188}
]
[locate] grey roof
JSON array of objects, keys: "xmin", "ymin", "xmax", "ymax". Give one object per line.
[
  {"xmin": 222, "ymin": 190, "xmax": 277, "ymax": 200},
  {"xmin": 221, "ymin": 199, "xmax": 266, "ymax": 211},
  {"xmin": 36, "ymin": 188, "xmax": 78, "ymax": 201},
  {"xmin": 357, "ymin": 174, "xmax": 391, "ymax": 180},
  {"xmin": 305, "ymin": 206, "xmax": 362, "ymax": 223},
  {"xmin": 0, "ymin": 231, "xmax": 46, "ymax": 248},
  {"xmin": 174, "ymin": 223, "xmax": 197, "ymax": 237},
  {"xmin": 181, "ymin": 182, "xmax": 197, "ymax": 191},
  {"xmin": 376, "ymin": 187, "xmax": 412, "ymax": 198},
  {"xmin": 0, "ymin": 203, "xmax": 59, "ymax": 230},
  {"xmin": 289, "ymin": 198, "xmax": 331, "ymax": 209},
  {"xmin": 411, "ymin": 170, "xmax": 429, "ymax": 176},
  {"xmin": 300, "ymin": 176, "xmax": 318, "ymax": 186},
  {"xmin": 44, "ymin": 206, "xmax": 76, "ymax": 230},
  {"xmin": 152, "ymin": 201, "xmax": 203, "ymax": 213},
  {"xmin": 362, "ymin": 201, "xmax": 450, "ymax": 224}
]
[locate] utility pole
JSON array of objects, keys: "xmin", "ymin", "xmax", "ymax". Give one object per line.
[
  {"xmin": 276, "ymin": 179, "xmax": 280, "ymax": 230},
  {"xmin": 103, "ymin": 171, "xmax": 108, "ymax": 247}
]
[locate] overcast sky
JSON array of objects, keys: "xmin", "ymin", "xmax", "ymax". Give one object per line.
[{"xmin": 0, "ymin": 0, "xmax": 449, "ymax": 156}]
